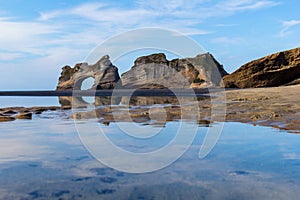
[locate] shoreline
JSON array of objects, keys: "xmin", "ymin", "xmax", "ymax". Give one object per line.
[
  {"xmin": 1, "ymin": 85, "xmax": 300, "ymax": 133},
  {"xmin": 0, "ymin": 88, "xmax": 213, "ymax": 97}
]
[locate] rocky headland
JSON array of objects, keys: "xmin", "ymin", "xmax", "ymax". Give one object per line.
[{"xmin": 223, "ymin": 47, "xmax": 300, "ymax": 88}]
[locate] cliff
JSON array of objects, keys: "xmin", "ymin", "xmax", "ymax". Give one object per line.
[
  {"xmin": 223, "ymin": 47, "xmax": 300, "ymax": 88},
  {"xmin": 121, "ymin": 53, "xmax": 228, "ymax": 89}
]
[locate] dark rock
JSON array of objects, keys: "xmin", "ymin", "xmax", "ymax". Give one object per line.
[
  {"xmin": 0, "ymin": 115, "xmax": 15, "ymax": 122},
  {"xmin": 2, "ymin": 110, "xmax": 18, "ymax": 115},
  {"xmin": 223, "ymin": 47, "xmax": 300, "ymax": 88},
  {"xmin": 134, "ymin": 53, "xmax": 168, "ymax": 66},
  {"xmin": 16, "ymin": 112, "xmax": 32, "ymax": 120}
]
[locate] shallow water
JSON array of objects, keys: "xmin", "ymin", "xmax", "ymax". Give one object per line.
[
  {"xmin": 0, "ymin": 97, "xmax": 60, "ymax": 107},
  {"xmin": 0, "ymin": 108, "xmax": 300, "ymax": 200}
]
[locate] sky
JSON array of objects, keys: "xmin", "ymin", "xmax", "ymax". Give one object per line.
[{"xmin": 0, "ymin": 0, "xmax": 300, "ymax": 90}]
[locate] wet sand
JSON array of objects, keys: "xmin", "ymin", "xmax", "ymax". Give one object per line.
[
  {"xmin": 224, "ymin": 84, "xmax": 300, "ymax": 133},
  {"xmin": 1, "ymin": 85, "xmax": 300, "ymax": 133}
]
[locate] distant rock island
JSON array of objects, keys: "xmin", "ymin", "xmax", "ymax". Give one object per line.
[
  {"xmin": 121, "ymin": 53, "xmax": 227, "ymax": 89},
  {"xmin": 56, "ymin": 55, "xmax": 121, "ymax": 91},
  {"xmin": 223, "ymin": 47, "xmax": 300, "ymax": 88},
  {"xmin": 56, "ymin": 52, "xmax": 228, "ymax": 91}
]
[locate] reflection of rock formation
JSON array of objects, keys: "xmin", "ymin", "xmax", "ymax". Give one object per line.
[
  {"xmin": 120, "ymin": 96, "xmax": 200, "ymax": 106},
  {"xmin": 71, "ymin": 102, "xmax": 211, "ymax": 127},
  {"xmin": 223, "ymin": 47, "xmax": 300, "ymax": 88},
  {"xmin": 56, "ymin": 55, "xmax": 122, "ymax": 106},
  {"xmin": 121, "ymin": 53, "xmax": 228, "ymax": 89},
  {"xmin": 95, "ymin": 96, "xmax": 122, "ymax": 106},
  {"xmin": 121, "ymin": 96, "xmax": 179, "ymax": 105}
]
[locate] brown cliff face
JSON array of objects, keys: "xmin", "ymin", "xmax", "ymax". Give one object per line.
[
  {"xmin": 223, "ymin": 47, "xmax": 300, "ymax": 88},
  {"xmin": 121, "ymin": 53, "xmax": 228, "ymax": 89}
]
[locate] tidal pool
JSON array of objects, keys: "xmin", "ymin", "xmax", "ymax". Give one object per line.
[{"xmin": 0, "ymin": 108, "xmax": 300, "ymax": 200}]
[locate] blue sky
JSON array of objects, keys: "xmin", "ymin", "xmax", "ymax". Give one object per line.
[{"xmin": 0, "ymin": 0, "xmax": 300, "ymax": 90}]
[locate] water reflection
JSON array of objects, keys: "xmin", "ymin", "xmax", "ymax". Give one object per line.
[
  {"xmin": 69, "ymin": 96, "xmax": 212, "ymax": 127},
  {"xmin": 0, "ymin": 118, "xmax": 300, "ymax": 199},
  {"xmin": 59, "ymin": 95, "xmax": 208, "ymax": 107}
]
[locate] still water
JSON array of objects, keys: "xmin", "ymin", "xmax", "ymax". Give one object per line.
[{"xmin": 0, "ymin": 96, "xmax": 300, "ymax": 199}]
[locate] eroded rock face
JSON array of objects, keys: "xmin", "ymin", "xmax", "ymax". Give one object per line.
[
  {"xmin": 56, "ymin": 55, "xmax": 122, "ymax": 106},
  {"xmin": 223, "ymin": 47, "xmax": 300, "ymax": 88},
  {"xmin": 121, "ymin": 53, "xmax": 227, "ymax": 89},
  {"xmin": 56, "ymin": 55, "xmax": 121, "ymax": 91},
  {"xmin": 56, "ymin": 53, "xmax": 227, "ymax": 106}
]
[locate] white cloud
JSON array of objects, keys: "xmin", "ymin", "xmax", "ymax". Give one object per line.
[
  {"xmin": 0, "ymin": 0, "xmax": 282, "ymax": 56},
  {"xmin": 211, "ymin": 36, "xmax": 245, "ymax": 45},
  {"xmin": 38, "ymin": 0, "xmax": 279, "ymax": 33},
  {"xmin": 215, "ymin": 23, "xmax": 239, "ymax": 27},
  {"xmin": 0, "ymin": 0, "xmax": 280, "ymax": 89},
  {"xmin": 137, "ymin": 0, "xmax": 279, "ymax": 19},
  {"xmin": 0, "ymin": 52, "xmax": 24, "ymax": 61},
  {"xmin": 0, "ymin": 18, "xmax": 60, "ymax": 54},
  {"xmin": 216, "ymin": 0, "xmax": 279, "ymax": 12},
  {"xmin": 278, "ymin": 20, "xmax": 300, "ymax": 37}
]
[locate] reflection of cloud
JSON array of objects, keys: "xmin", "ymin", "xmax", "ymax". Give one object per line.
[
  {"xmin": 0, "ymin": 137, "xmax": 48, "ymax": 163},
  {"xmin": 0, "ymin": 119, "xmax": 81, "ymax": 164},
  {"xmin": 278, "ymin": 20, "xmax": 300, "ymax": 37},
  {"xmin": 283, "ymin": 153, "xmax": 300, "ymax": 160}
]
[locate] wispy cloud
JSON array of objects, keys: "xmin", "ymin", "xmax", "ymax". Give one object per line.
[
  {"xmin": 210, "ymin": 36, "xmax": 245, "ymax": 45},
  {"xmin": 0, "ymin": 52, "xmax": 24, "ymax": 61},
  {"xmin": 215, "ymin": 23, "xmax": 239, "ymax": 27},
  {"xmin": 278, "ymin": 20, "xmax": 300, "ymax": 37},
  {"xmin": 0, "ymin": 0, "xmax": 281, "ymax": 89},
  {"xmin": 216, "ymin": 0, "xmax": 279, "ymax": 12},
  {"xmin": 0, "ymin": 18, "xmax": 60, "ymax": 54},
  {"xmin": 38, "ymin": 0, "xmax": 279, "ymax": 32}
]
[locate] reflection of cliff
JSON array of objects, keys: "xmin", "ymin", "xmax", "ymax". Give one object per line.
[{"xmin": 71, "ymin": 100, "xmax": 211, "ymax": 127}]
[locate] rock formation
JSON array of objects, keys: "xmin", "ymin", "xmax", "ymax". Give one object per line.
[
  {"xmin": 57, "ymin": 55, "xmax": 121, "ymax": 90},
  {"xmin": 121, "ymin": 53, "xmax": 228, "ymax": 89},
  {"xmin": 223, "ymin": 47, "xmax": 300, "ymax": 88},
  {"xmin": 56, "ymin": 55, "xmax": 121, "ymax": 106},
  {"xmin": 56, "ymin": 52, "xmax": 227, "ymax": 106}
]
